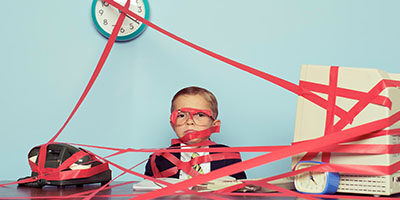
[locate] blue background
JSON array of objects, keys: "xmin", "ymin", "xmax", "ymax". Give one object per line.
[{"xmin": 1, "ymin": 0, "xmax": 399, "ymax": 181}]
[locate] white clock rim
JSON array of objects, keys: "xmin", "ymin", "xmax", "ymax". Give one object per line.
[
  {"xmin": 293, "ymin": 160, "xmax": 340, "ymax": 194},
  {"xmin": 294, "ymin": 163, "xmax": 326, "ymax": 193},
  {"xmin": 91, "ymin": 0, "xmax": 150, "ymax": 41}
]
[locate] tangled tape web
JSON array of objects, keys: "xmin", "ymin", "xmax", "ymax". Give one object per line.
[{"xmin": 3, "ymin": 0, "xmax": 400, "ymax": 199}]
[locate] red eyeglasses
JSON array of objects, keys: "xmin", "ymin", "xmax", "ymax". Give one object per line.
[{"xmin": 170, "ymin": 107, "xmax": 215, "ymax": 126}]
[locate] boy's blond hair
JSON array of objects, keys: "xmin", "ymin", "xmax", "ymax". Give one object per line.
[{"xmin": 171, "ymin": 86, "xmax": 218, "ymax": 119}]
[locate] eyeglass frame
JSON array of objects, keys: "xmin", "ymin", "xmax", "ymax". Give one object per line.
[{"xmin": 170, "ymin": 107, "xmax": 215, "ymax": 126}]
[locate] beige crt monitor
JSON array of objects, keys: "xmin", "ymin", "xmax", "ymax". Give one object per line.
[{"xmin": 292, "ymin": 64, "xmax": 400, "ymax": 196}]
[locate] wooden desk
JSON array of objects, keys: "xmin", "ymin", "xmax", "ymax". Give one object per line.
[
  {"xmin": 4, "ymin": 181, "xmax": 397, "ymax": 200},
  {"xmin": 0, "ymin": 181, "xmax": 299, "ymax": 200}
]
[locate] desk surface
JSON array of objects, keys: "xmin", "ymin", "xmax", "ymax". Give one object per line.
[
  {"xmin": 0, "ymin": 181, "xmax": 299, "ymax": 200},
  {"xmin": 2, "ymin": 181, "xmax": 398, "ymax": 200}
]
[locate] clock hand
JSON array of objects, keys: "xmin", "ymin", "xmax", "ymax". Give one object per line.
[
  {"xmin": 309, "ymin": 172, "xmax": 317, "ymax": 184},
  {"xmin": 126, "ymin": 14, "xmax": 140, "ymax": 24},
  {"xmin": 113, "ymin": 6, "xmax": 140, "ymax": 25}
]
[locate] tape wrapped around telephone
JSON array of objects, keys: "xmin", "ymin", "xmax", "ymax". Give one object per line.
[{"xmin": 18, "ymin": 143, "xmax": 111, "ymax": 188}]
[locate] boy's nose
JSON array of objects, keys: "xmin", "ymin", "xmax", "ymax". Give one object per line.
[{"xmin": 186, "ymin": 117, "xmax": 195, "ymax": 125}]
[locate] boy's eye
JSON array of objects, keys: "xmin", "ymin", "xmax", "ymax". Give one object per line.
[
  {"xmin": 177, "ymin": 113, "xmax": 187, "ymax": 118},
  {"xmin": 194, "ymin": 112, "xmax": 208, "ymax": 118}
]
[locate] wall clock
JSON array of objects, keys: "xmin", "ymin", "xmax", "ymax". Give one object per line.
[{"xmin": 91, "ymin": 0, "xmax": 149, "ymax": 41}]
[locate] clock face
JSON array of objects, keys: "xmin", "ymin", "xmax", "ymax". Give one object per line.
[
  {"xmin": 294, "ymin": 162, "xmax": 327, "ymax": 193},
  {"xmin": 91, "ymin": 0, "xmax": 149, "ymax": 41},
  {"xmin": 294, "ymin": 161, "xmax": 339, "ymax": 194}
]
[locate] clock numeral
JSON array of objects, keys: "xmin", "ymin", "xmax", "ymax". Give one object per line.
[
  {"xmin": 137, "ymin": 6, "xmax": 142, "ymax": 13},
  {"xmin": 103, "ymin": 19, "xmax": 108, "ymax": 25},
  {"xmin": 102, "ymin": 1, "xmax": 109, "ymax": 7},
  {"xmin": 98, "ymin": 9, "xmax": 104, "ymax": 16},
  {"xmin": 129, "ymin": 23, "xmax": 134, "ymax": 30},
  {"xmin": 120, "ymin": 27, "xmax": 125, "ymax": 33}
]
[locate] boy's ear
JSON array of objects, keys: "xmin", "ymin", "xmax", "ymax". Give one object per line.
[
  {"xmin": 170, "ymin": 121, "xmax": 175, "ymax": 130},
  {"xmin": 213, "ymin": 119, "xmax": 221, "ymax": 127}
]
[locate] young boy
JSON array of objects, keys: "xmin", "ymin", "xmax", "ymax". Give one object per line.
[{"xmin": 144, "ymin": 86, "xmax": 246, "ymax": 180}]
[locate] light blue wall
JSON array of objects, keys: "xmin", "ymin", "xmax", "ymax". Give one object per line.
[{"xmin": 1, "ymin": 0, "xmax": 399, "ymax": 181}]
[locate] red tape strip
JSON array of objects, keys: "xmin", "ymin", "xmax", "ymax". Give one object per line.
[
  {"xmin": 321, "ymin": 66, "xmax": 338, "ymax": 163},
  {"xmin": 299, "ymin": 81, "xmax": 392, "ymax": 108},
  {"xmin": 132, "ymin": 111, "xmax": 400, "ymax": 199},
  {"xmin": 104, "ymin": 0, "xmax": 353, "ymax": 126}
]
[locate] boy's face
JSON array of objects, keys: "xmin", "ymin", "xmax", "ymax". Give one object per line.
[{"xmin": 171, "ymin": 94, "xmax": 221, "ymax": 145}]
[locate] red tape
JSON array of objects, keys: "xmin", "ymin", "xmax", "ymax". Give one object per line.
[
  {"xmin": 321, "ymin": 66, "xmax": 338, "ymax": 163},
  {"xmin": 3, "ymin": 2, "xmax": 130, "ymax": 193},
  {"xmin": 104, "ymin": 0, "xmax": 354, "ymax": 126},
  {"xmin": 132, "ymin": 111, "xmax": 400, "ymax": 199},
  {"xmin": 333, "ymin": 79, "xmax": 400, "ymax": 132},
  {"xmin": 175, "ymin": 126, "xmax": 220, "ymax": 144},
  {"xmin": 299, "ymin": 81, "xmax": 392, "ymax": 108}
]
